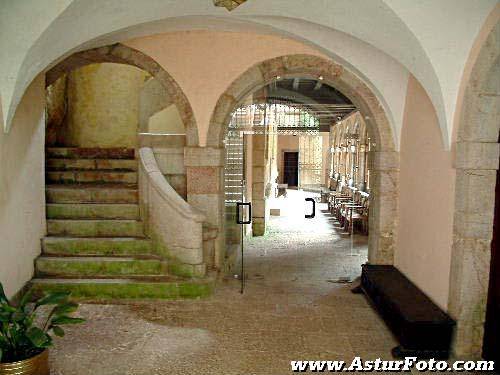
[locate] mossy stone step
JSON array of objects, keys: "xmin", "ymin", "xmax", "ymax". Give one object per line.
[
  {"xmin": 47, "ymin": 219, "xmax": 145, "ymax": 237},
  {"xmin": 46, "ymin": 158, "xmax": 137, "ymax": 171},
  {"xmin": 46, "ymin": 203, "xmax": 139, "ymax": 219},
  {"xmin": 35, "ymin": 256, "xmax": 166, "ymax": 277},
  {"xmin": 29, "ymin": 277, "xmax": 215, "ymax": 300},
  {"xmin": 46, "ymin": 185, "xmax": 138, "ymax": 204},
  {"xmin": 46, "ymin": 170, "xmax": 137, "ymax": 184},
  {"xmin": 42, "ymin": 237, "xmax": 153, "ymax": 256},
  {"xmin": 46, "ymin": 147, "xmax": 135, "ymax": 160}
]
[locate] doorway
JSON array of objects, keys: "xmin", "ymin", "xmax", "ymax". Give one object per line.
[
  {"xmin": 483, "ymin": 142, "xmax": 500, "ymax": 363},
  {"xmin": 283, "ymin": 151, "xmax": 299, "ymax": 187}
]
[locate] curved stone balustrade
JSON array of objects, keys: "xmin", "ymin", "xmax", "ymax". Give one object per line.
[{"xmin": 139, "ymin": 147, "xmax": 206, "ymax": 275}]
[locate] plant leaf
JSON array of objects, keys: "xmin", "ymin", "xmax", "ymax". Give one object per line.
[
  {"xmin": 53, "ymin": 302, "xmax": 78, "ymax": 316},
  {"xmin": 11, "ymin": 310, "xmax": 26, "ymax": 323},
  {"xmin": 26, "ymin": 327, "xmax": 50, "ymax": 348},
  {"xmin": 35, "ymin": 292, "xmax": 70, "ymax": 307},
  {"xmin": 0, "ymin": 347, "xmax": 2, "ymax": 363},
  {"xmin": 0, "ymin": 283, "xmax": 8, "ymax": 304},
  {"xmin": 52, "ymin": 326, "xmax": 65, "ymax": 337},
  {"xmin": 18, "ymin": 290, "xmax": 33, "ymax": 309},
  {"xmin": 51, "ymin": 316, "xmax": 85, "ymax": 325}
]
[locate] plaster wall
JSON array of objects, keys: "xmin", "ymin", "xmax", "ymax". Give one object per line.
[
  {"xmin": 124, "ymin": 31, "xmax": 329, "ymax": 146},
  {"xmin": 148, "ymin": 104, "xmax": 185, "ymax": 135},
  {"xmin": 395, "ymin": 75, "xmax": 455, "ymax": 309},
  {"xmin": 62, "ymin": 63, "xmax": 149, "ymax": 148},
  {"xmin": 0, "ymin": 75, "xmax": 46, "ymax": 297}
]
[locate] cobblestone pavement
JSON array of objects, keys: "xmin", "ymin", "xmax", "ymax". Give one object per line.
[{"xmin": 50, "ymin": 191, "xmax": 407, "ymax": 375}]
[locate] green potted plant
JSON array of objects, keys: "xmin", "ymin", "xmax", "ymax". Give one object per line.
[{"xmin": 0, "ymin": 283, "xmax": 84, "ymax": 375}]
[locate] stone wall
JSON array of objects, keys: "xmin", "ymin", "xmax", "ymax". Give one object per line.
[
  {"xmin": 448, "ymin": 19, "xmax": 500, "ymax": 358},
  {"xmin": 60, "ymin": 63, "xmax": 150, "ymax": 148}
]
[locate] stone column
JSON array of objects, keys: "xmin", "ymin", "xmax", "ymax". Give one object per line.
[
  {"xmin": 449, "ymin": 141, "xmax": 500, "ymax": 357},
  {"xmin": 184, "ymin": 146, "xmax": 225, "ymax": 269},
  {"xmin": 368, "ymin": 150, "xmax": 399, "ymax": 265},
  {"xmin": 252, "ymin": 134, "xmax": 267, "ymax": 236}
]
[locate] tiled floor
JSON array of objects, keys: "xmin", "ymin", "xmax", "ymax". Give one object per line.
[{"xmin": 50, "ymin": 191, "xmax": 404, "ymax": 375}]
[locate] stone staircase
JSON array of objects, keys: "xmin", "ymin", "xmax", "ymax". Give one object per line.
[{"xmin": 30, "ymin": 147, "xmax": 213, "ymax": 300}]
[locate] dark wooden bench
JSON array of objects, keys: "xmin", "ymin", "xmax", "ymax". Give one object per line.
[{"xmin": 352, "ymin": 265, "xmax": 455, "ymax": 359}]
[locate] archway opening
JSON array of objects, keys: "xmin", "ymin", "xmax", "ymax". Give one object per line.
[
  {"xmin": 205, "ymin": 55, "xmax": 398, "ymax": 278},
  {"xmin": 35, "ymin": 45, "xmax": 202, "ymax": 296}
]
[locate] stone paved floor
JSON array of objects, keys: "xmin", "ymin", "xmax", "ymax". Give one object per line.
[{"xmin": 50, "ymin": 191, "xmax": 406, "ymax": 374}]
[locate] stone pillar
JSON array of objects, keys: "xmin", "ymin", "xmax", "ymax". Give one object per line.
[
  {"xmin": 252, "ymin": 134, "xmax": 267, "ymax": 236},
  {"xmin": 368, "ymin": 150, "xmax": 399, "ymax": 265},
  {"xmin": 184, "ymin": 147, "xmax": 225, "ymax": 269},
  {"xmin": 449, "ymin": 141, "xmax": 500, "ymax": 357}
]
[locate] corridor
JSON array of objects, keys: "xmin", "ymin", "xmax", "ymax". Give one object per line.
[{"xmin": 48, "ymin": 191, "xmax": 402, "ymax": 375}]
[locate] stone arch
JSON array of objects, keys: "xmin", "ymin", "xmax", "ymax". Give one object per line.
[
  {"xmin": 448, "ymin": 20, "xmax": 500, "ymax": 358},
  {"xmin": 45, "ymin": 43, "xmax": 198, "ymax": 146},
  {"xmin": 205, "ymin": 54, "xmax": 399, "ymax": 265}
]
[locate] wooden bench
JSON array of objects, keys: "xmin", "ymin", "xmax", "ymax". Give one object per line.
[{"xmin": 353, "ymin": 265, "xmax": 455, "ymax": 359}]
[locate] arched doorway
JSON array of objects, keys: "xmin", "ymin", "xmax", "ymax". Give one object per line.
[
  {"xmin": 203, "ymin": 55, "xmax": 399, "ymax": 270},
  {"xmin": 45, "ymin": 43, "xmax": 198, "ymax": 147},
  {"xmin": 448, "ymin": 20, "xmax": 500, "ymax": 358}
]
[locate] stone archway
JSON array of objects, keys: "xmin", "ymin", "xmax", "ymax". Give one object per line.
[
  {"xmin": 187, "ymin": 54, "xmax": 399, "ymax": 268},
  {"xmin": 45, "ymin": 43, "xmax": 198, "ymax": 146},
  {"xmin": 448, "ymin": 20, "xmax": 500, "ymax": 358}
]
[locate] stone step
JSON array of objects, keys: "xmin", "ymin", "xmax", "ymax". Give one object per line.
[
  {"xmin": 46, "ymin": 158, "xmax": 137, "ymax": 171},
  {"xmin": 46, "ymin": 184, "xmax": 138, "ymax": 203},
  {"xmin": 35, "ymin": 256, "xmax": 166, "ymax": 278},
  {"xmin": 46, "ymin": 170, "xmax": 138, "ymax": 184},
  {"xmin": 42, "ymin": 237, "xmax": 153, "ymax": 256},
  {"xmin": 46, "ymin": 203, "xmax": 139, "ymax": 219},
  {"xmin": 47, "ymin": 219, "xmax": 145, "ymax": 237},
  {"xmin": 46, "ymin": 147, "xmax": 135, "ymax": 160},
  {"xmin": 29, "ymin": 277, "xmax": 215, "ymax": 300}
]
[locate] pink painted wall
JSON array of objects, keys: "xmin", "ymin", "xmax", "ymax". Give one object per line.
[
  {"xmin": 126, "ymin": 30, "xmax": 456, "ymax": 308},
  {"xmin": 395, "ymin": 75, "xmax": 456, "ymax": 309},
  {"xmin": 124, "ymin": 31, "xmax": 324, "ymax": 146}
]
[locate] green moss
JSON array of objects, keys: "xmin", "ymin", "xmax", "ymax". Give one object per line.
[
  {"xmin": 46, "ymin": 204, "xmax": 138, "ymax": 220},
  {"xmin": 168, "ymin": 263, "xmax": 205, "ymax": 278},
  {"xmin": 36, "ymin": 258, "xmax": 164, "ymax": 277},
  {"xmin": 47, "ymin": 220, "xmax": 144, "ymax": 237},
  {"xmin": 30, "ymin": 279, "xmax": 214, "ymax": 300},
  {"xmin": 43, "ymin": 238, "xmax": 153, "ymax": 256}
]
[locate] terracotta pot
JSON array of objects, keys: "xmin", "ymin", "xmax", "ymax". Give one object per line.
[{"xmin": 0, "ymin": 350, "xmax": 49, "ymax": 375}]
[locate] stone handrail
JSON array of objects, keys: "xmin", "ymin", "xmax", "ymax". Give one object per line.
[{"xmin": 138, "ymin": 147, "xmax": 205, "ymax": 267}]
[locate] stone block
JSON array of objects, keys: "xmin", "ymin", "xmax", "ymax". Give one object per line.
[
  {"xmin": 454, "ymin": 142, "xmax": 499, "ymax": 170},
  {"xmin": 188, "ymin": 193, "xmax": 223, "ymax": 227},
  {"xmin": 47, "ymin": 219, "xmax": 144, "ymax": 237},
  {"xmin": 370, "ymin": 151, "xmax": 400, "ymax": 171},
  {"xmin": 154, "ymin": 148, "xmax": 185, "ymax": 174},
  {"xmin": 186, "ymin": 167, "xmax": 220, "ymax": 194},
  {"xmin": 42, "ymin": 237, "xmax": 153, "ymax": 256},
  {"xmin": 30, "ymin": 278, "xmax": 214, "ymax": 300},
  {"xmin": 184, "ymin": 147, "xmax": 225, "ymax": 167},
  {"xmin": 454, "ymin": 169, "xmax": 496, "ymax": 214},
  {"xmin": 36, "ymin": 256, "xmax": 164, "ymax": 277},
  {"xmin": 252, "ymin": 199, "xmax": 266, "ymax": 218},
  {"xmin": 46, "ymin": 203, "xmax": 139, "ymax": 220},
  {"xmin": 252, "ymin": 217, "xmax": 266, "ymax": 236},
  {"xmin": 165, "ymin": 174, "xmax": 187, "ymax": 198}
]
